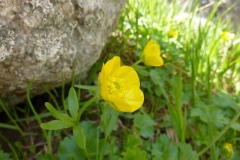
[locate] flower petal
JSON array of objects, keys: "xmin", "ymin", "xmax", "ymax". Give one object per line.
[
  {"xmin": 98, "ymin": 64, "xmax": 107, "ymax": 99},
  {"xmin": 110, "ymin": 87, "xmax": 144, "ymax": 112},
  {"xmin": 99, "ymin": 56, "xmax": 121, "ymax": 100},
  {"xmin": 144, "ymin": 56, "xmax": 164, "ymax": 66},
  {"xmin": 112, "ymin": 66, "xmax": 140, "ymax": 87},
  {"xmin": 104, "ymin": 56, "xmax": 121, "ymax": 77},
  {"xmin": 142, "ymin": 40, "xmax": 160, "ymax": 57}
]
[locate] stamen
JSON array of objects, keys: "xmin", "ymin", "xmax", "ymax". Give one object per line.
[{"xmin": 107, "ymin": 76, "xmax": 124, "ymax": 97}]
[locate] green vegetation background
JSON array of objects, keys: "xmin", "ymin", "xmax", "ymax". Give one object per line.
[{"xmin": 0, "ymin": 0, "xmax": 240, "ymax": 159}]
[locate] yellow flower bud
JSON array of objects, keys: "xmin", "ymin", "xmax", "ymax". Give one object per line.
[
  {"xmin": 168, "ymin": 29, "xmax": 178, "ymax": 38},
  {"xmin": 140, "ymin": 40, "xmax": 164, "ymax": 67},
  {"xmin": 221, "ymin": 143, "xmax": 234, "ymax": 159}
]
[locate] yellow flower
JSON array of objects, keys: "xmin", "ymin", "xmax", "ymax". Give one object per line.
[
  {"xmin": 140, "ymin": 40, "xmax": 164, "ymax": 67},
  {"xmin": 221, "ymin": 143, "xmax": 234, "ymax": 158},
  {"xmin": 98, "ymin": 56, "xmax": 144, "ymax": 112},
  {"xmin": 221, "ymin": 31, "xmax": 235, "ymax": 41},
  {"xmin": 168, "ymin": 29, "xmax": 178, "ymax": 38}
]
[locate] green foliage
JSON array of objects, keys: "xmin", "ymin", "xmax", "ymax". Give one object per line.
[
  {"xmin": 151, "ymin": 134, "xmax": 178, "ymax": 159},
  {"xmin": 120, "ymin": 148, "xmax": 147, "ymax": 160},
  {"xmin": 37, "ymin": 153, "xmax": 55, "ymax": 160},
  {"xmin": 178, "ymin": 143, "xmax": 198, "ymax": 160},
  {"xmin": 150, "ymin": 134, "xmax": 198, "ymax": 160},
  {"xmin": 123, "ymin": 134, "xmax": 142, "ymax": 149},
  {"xmin": 1, "ymin": 0, "xmax": 240, "ymax": 159},
  {"xmin": 40, "ymin": 87, "xmax": 88, "ymax": 150},
  {"xmin": 68, "ymin": 88, "xmax": 79, "ymax": 120},
  {"xmin": 57, "ymin": 120, "xmax": 116, "ymax": 159},
  {"xmin": 133, "ymin": 112, "xmax": 155, "ymax": 138},
  {"xmin": 100, "ymin": 105, "xmax": 119, "ymax": 138},
  {"xmin": 41, "ymin": 120, "xmax": 74, "ymax": 130},
  {"xmin": 73, "ymin": 124, "xmax": 86, "ymax": 149},
  {"xmin": 57, "ymin": 136, "xmax": 85, "ymax": 160},
  {"xmin": 0, "ymin": 148, "xmax": 12, "ymax": 160}
]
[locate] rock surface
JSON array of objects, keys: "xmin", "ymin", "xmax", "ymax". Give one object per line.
[{"xmin": 0, "ymin": 0, "xmax": 127, "ymax": 105}]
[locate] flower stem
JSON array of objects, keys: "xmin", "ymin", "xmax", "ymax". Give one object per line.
[
  {"xmin": 76, "ymin": 96, "xmax": 99, "ymax": 124},
  {"xmin": 191, "ymin": 110, "xmax": 240, "ymax": 160},
  {"xmin": 100, "ymin": 103, "xmax": 107, "ymax": 160},
  {"xmin": 132, "ymin": 60, "xmax": 142, "ymax": 67}
]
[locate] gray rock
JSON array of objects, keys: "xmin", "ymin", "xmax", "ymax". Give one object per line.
[{"xmin": 0, "ymin": 0, "xmax": 127, "ymax": 105}]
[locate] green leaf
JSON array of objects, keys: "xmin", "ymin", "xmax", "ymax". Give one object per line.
[
  {"xmin": 40, "ymin": 120, "xmax": 74, "ymax": 130},
  {"xmin": 178, "ymin": 143, "xmax": 198, "ymax": 160},
  {"xmin": 45, "ymin": 102, "xmax": 73, "ymax": 122},
  {"xmin": 68, "ymin": 87, "xmax": 79, "ymax": 119},
  {"xmin": 57, "ymin": 120, "xmax": 114, "ymax": 159},
  {"xmin": 37, "ymin": 153, "xmax": 55, "ymax": 160},
  {"xmin": 106, "ymin": 108, "xmax": 119, "ymax": 137},
  {"xmin": 0, "ymin": 149, "xmax": 12, "ymax": 160},
  {"xmin": 123, "ymin": 134, "xmax": 142, "ymax": 149},
  {"xmin": 57, "ymin": 136, "xmax": 85, "ymax": 160},
  {"xmin": 0, "ymin": 123, "xmax": 18, "ymax": 130},
  {"xmin": 120, "ymin": 148, "xmax": 147, "ymax": 160},
  {"xmin": 151, "ymin": 134, "xmax": 179, "ymax": 160},
  {"xmin": 161, "ymin": 145, "xmax": 179, "ymax": 160},
  {"xmin": 133, "ymin": 113, "xmax": 154, "ymax": 138},
  {"xmin": 100, "ymin": 106, "xmax": 119, "ymax": 135},
  {"xmin": 75, "ymin": 85, "xmax": 98, "ymax": 91},
  {"xmin": 73, "ymin": 124, "xmax": 86, "ymax": 149},
  {"xmin": 149, "ymin": 69, "xmax": 162, "ymax": 85},
  {"xmin": 81, "ymin": 120, "xmax": 113, "ymax": 156}
]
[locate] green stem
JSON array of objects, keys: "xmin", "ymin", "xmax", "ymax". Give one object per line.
[
  {"xmin": 191, "ymin": 110, "xmax": 240, "ymax": 160},
  {"xmin": 42, "ymin": 85, "xmax": 60, "ymax": 110},
  {"xmin": 84, "ymin": 148, "xmax": 90, "ymax": 160},
  {"xmin": 0, "ymin": 132, "xmax": 11, "ymax": 144},
  {"xmin": 96, "ymin": 126, "xmax": 100, "ymax": 160},
  {"xmin": 103, "ymin": 103, "xmax": 107, "ymax": 135},
  {"xmin": 27, "ymin": 79, "xmax": 52, "ymax": 153},
  {"xmin": 132, "ymin": 60, "xmax": 142, "ymax": 67},
  {"xmin": 100, "ymin": 103, "xmax": 107, "ymax": 160},
  {"xmin": 208, "ymin": 118, "xmax": 217, "ymax": 160},
  {"xmin": 76, "ymin": 96, "xmax": 99, "ymax": 123},
  {"xmin": 0, "ymin": 100, "xmax": 25, "ymax": 138},
  {"xmin": 8, "ymin": 143, "xmax": 19, "ymax": 160},
  {"xmin": 61, "ymin": 74, "xmax": 67, "ymax": 113}
]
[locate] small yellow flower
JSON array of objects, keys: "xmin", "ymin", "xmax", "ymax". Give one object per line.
[
  {"xmin": 221, "ymin": 143, "xmax": 234, "ymax": 158},
  {"xmin": 98, "ymin": 56, "xmax": 144, "ymax": 112},
  {"xmin": 168, "ymin": 29, "xmax": 178, "ymax": 38},
  {"xmin": 221, "ymin": 31, "xmax": 235, "ymax": 41},
  {"xmin": 140, "ymin": 40, "xmax": 164, "ymax": 67}
]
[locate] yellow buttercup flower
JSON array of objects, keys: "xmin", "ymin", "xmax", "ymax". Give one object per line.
[
  {"xmin": 221, "ymin": 143, "xmax": 234, "ymax": 158},
  {"xmin": 98, "ymin": 56, "xmax": 144, "ymax": 112},
  {"xmin": 168, "ymin": 29, "xmax": 178, "ymax": 38},
  {"xmin": 140, "ymin": 40, "xmax": 164, "ymax": 67},
  {"xmin": 221, "ymin": 31, "xmax": 235, "ymax": 41}
]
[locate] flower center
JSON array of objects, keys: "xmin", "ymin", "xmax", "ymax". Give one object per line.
[{"xmin": 107, "ymin": 76, "xmax": 124, "ymax": 97}]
